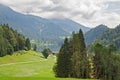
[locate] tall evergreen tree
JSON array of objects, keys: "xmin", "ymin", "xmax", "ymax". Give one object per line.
[
  {"xmin": 33, "ymin": 44, "xmax": 37, "ymax": 51},
  {"xmin": 25, "ymin": 38, "xmax": 31, "ymax": 50},
  {"xmin": 71, "ymin": 29, "xmax": 89, "ymax": 78},
  {"xmin": 54, "ymin": 29, "xmax": 89, "ymax": 78},
  {"xmin": 54, "ymin": 38, "xmax": 72, "ymax": 77}
]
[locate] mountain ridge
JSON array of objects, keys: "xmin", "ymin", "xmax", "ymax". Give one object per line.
[
  {"xmin": 85, "ymin": 24, "xmax": 109, "ymax": 45},
  {"xmin": 0, "ymin": 4, "xmax": 90, "ymax": 51}
]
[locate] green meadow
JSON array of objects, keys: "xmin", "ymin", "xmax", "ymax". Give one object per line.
[{"xmin": 0, "ymin": 50, "xmax": 94, "ymax": 80}]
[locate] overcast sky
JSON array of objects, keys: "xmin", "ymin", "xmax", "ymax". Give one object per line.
[{"xmin": 0, "ymin": 0, "xmax": 120, "ymax": 28}]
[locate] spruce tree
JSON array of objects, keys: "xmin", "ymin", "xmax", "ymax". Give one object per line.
[
  {"xmin": 54, "ymin": 38, "xmax": 72, "ymax": 77},
  {"xmin": 54, "ymin": 29, "xmax": 89, "ymax": 78},
  {"xmin": 33, "ymin": 44, "xmax": 37, "ymax": 51},
  {"xmin": 25, "ymin": 38, "xmax": 31, "ymax": 50},
  {"xmin": 71, "ymin": 29, "xmax": 89, "ymax": 78}
]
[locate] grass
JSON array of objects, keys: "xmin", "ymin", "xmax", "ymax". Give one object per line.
[{"xmin": 0, "ymin": 50, "xmax": 95, "ymax": 80}]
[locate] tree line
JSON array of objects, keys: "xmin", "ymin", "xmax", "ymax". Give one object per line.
[
  {"xmin": 0, "ymin": 24, "xmax": 31, "ymax": 57},
  {"xmin": 54, "ymin": 29, "xmax": 120, "ymax": 80},
  {"xmin": 98, "ymin": 24, "xmax": 120, "ymax": 49},
  {"xmin": 93, "ymin": 43, "xmax": 120, "ymax": 80}
]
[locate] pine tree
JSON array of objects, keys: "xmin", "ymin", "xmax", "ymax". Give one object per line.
[
  {"xmin": 42, "ymin": 48, "xmax": 52, "ymax": 58},
  {"xmin": 33, "ymin": 44, "xmax": 37, "ymax": 51},
  {"xmin": 54, "ymin": 29, "xmax": 90, "ymax": 78},
  {"xmin": 54, "ymin": 38, "xmax": 72, "ymax": 77},
  {"xmin": 71, "ymin": 29, "xmax": 89, "ymax": 78},
  {"xmin": 25, "ymin": 38, "xmax": 31, "ymax": 50}
]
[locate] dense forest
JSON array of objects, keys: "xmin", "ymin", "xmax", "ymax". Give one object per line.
[
  {"xmin": 54, "ymin": 29, "xmax": 89, "ymax": 78},
  {"xmin": 98, "ymin": 24, "xmax": 120, "ymax": 49},
  {"xmin": 85, "ymin": 24, "xmax": 108, "ymax": 45},
  {"xmin": 0, "ymin": 24, "xmax": 31, "ymax": 57},
  {"xmin": 93, "ymin": 43, "xmax": 120, "ymax": 80},
  {"xmin": 85, "ymin": 24, "xmax": 120, "ymax": 50},
  {"xmin": 54, "ymin": 29, "xmax": 120, "ymax": 80}
]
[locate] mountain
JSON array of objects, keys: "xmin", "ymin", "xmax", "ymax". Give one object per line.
[
  {"xmin": 0, "ymin": 4, "xmax": 69, "ymax": 40},
  {"xmin": 85, "ymin": 24, "xmax": 109, "ymax": 45},
  {"xmin": 0, "ymin": 4, "xmax": 89, "ymax": 51},
  {"xmin": 49, "ymin": 18, "xmax": 90, "ymax": 34},
  {"xmin": 97, "ymin": 24, "xmax": 120, "ymax": 49}
]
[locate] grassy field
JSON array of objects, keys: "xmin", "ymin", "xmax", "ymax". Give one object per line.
[{"xmin": 0, "ymin": 50, "xmax": 95, "ymax": 80}]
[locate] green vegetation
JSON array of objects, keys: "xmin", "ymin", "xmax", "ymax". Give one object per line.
[
  {"xmin": 98, "ymin": 24, "xmax": 120, "ymax": 49},
  {"xmin": 25, "ymin": 38, "xmax": 31, "ymax": 50},
  {"xmin": 42, "ymin": 48, "xmax": 52, "ymax": 58},
  {"xmin": 85, "ymin": 24, "xmax": 120, "ymax": 50},
  {"xmin": 0, "ymin": 24, "xmax": 31, "ymax": 57},
  {"xmin": 93, "ymin": 43, "xmax": 120, "ymax": 80},
  {"xmin": 85, "ymin": 24, "xmax": 108, "ymax": 45},
  {"xmin": 0, "ymin": 50, "xmax": 94, "ymax": 80},
  {"xmin": 33, "ymin": 44, "xmax": 37, "ymax": 51},
  {"xmin": 54, "ymin": 29, "xmax": 89, "ymax": 78},
  {"xmin": 54, "ymin": 38, "xmax": 72, "ymax": 77}
]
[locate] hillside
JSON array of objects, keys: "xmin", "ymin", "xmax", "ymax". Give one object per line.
[
  {"xmin": 0, "ymin": 50, "xmax": 93, "ymax": 80},
  {"xmin": 97, "ymin": 24, "xmax": 120, "ymax": 49},
  {"xmin": 50, "ymin": 18, "xmax": 90, "ymax": 34},
  {"xmin": 0, "ymin": 4, "xmax": 89, "ymax": 51},
  {"xmin": 85, "ymin": 24, "xmax": 109, "ymax": 45},
  {"xmin": 0, "ymin": 24, "xmax": 30, "ymax": 57}
]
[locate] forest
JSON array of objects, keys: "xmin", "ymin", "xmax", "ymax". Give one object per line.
[
  {"xmin": 0, "ymin": 24, "xmax": 120, "ymax": 80},
  {"xmin": 0, "ymin": 24, "xmax": 31, "ymax": 57},
  {"xmin": 54, "ymin": 29, "xmax": 120, "ymax": 80}
]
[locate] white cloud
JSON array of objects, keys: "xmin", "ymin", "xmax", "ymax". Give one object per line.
[{"xmin": 0, "ymin": 0, "xmax": 120, "ymax": 28}]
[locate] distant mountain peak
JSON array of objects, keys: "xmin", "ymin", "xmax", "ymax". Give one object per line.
[
  {"xmin": 95, "ymin": 24, "xmax": 108, "ymax": 29},
  {"xmin": 85, "ymin": 24, "xmax": 109, "ymax": 45},
  {"xmin": 0, "ymin": 4, "xmax": 13, "ymax": 12}
]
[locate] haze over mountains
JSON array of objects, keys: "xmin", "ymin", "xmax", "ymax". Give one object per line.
[
  {"xmin": 0, "ymin": 4, "xmax": 90, "ymax": 51},
  {"xmin": 0, "ymin": 4, "xmax": 120, "ymax": 51}
]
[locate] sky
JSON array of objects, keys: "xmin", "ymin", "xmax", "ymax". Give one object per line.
[{"xmin": 0, "ymin": 0, "xmax": 120, "ymax": 28}]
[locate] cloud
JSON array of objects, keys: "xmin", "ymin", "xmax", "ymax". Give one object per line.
[{"xmin": 0, "ymin": 0, "xmax": 120, "ymax": 28}]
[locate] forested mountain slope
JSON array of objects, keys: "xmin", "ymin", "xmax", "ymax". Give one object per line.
[
  {"xmin": 0, "ymin": 24, "xmax": 30, "ymax": 57},
  {"xmin": 85, "ymin": 24, "xmax": 109, "ymax": 45},
  {"xmin": 97, "ymin": 24, "xmax": 120, "ymax": 49},
  {"xmin": 0, "ymin": 4, "xmax": 89, "ymax": 51}
]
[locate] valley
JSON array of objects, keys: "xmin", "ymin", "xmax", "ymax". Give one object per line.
[
  {"xmin": 0, "ymin": 2, "xmax": 120, "ymax": 80},
  {"xmin": 0, "ymin": 50, "xmax": 94, "ymax": 80}
]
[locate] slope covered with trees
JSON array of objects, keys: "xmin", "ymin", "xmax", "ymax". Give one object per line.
[
  {"xmin": 0, "ymin": 4, "xmax": 90, "ymax": 51},
  {"xmin": 0, "ymin": 24, "xmax": 31, "ymax": 57},
  {"xmin": 85, "ymin": 24, "xmax": 109, "ymax": 45},
  {"xmin": 97, "ymin": 24, "xmax": 120, "ymax": 49}
]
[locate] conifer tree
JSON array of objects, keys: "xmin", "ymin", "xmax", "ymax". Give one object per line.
[
  {"xmin": 54, "ymin": 38, "xmax": 72, "ymax": 77},
  {"xmin": 93, "ymin": 43, "xmax": 120, "ymax": 80},
  {"xmin": 0, "ymin": 24, "xmax": 31, "ymax": 57},
  {"xmin": 71, "ymin": 29, "xmax": 89, "ymax": 78},
  {"xmin": 33, "ymin": 44, "xmax": 37, "ymax": 51},
  {"xmin": 25, "ymin": 38, "xmax": 31, "ymax": 50}
]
